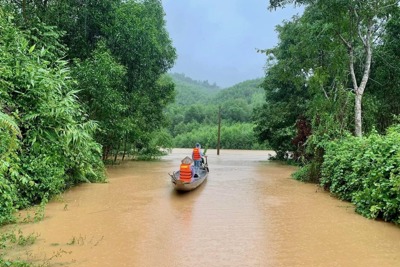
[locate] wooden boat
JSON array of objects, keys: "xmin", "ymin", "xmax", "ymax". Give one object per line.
[{"xmin": 170, "ymin": 157, "xmax": 209, "ymax": 191}]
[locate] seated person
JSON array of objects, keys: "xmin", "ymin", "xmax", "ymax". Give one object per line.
[{"xmin": 180, "ymin": 156, "xmax": 193, "ymax": 181}]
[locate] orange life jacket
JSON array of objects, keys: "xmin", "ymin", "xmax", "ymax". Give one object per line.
[
  {"xmin": 193, "ymin": 148, "xmax": 201, "ymax": 160},
  {"xmin": 179, "ymin": 163, "xmax": 192, "ymax": 181}
]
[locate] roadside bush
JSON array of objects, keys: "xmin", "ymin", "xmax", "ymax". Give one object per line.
[{"xmin": 321, "ymin": 125, "xmax": 400, "ymax": 224}]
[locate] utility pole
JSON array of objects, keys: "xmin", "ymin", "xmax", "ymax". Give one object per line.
[{"xmin": 217, "ymin": 106, "xmax": 221, "ymax": 155}]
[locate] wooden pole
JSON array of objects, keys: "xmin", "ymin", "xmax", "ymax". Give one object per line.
[{"xmin": 217, "ymin": 106, "xmax": 221, "ymax": 155}]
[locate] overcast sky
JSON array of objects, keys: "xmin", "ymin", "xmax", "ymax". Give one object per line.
[{"xmin": 162, "ymin": 0, "xmax": 303, "ymax": 88}]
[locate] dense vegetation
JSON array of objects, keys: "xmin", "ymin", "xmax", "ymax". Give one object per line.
[
  {"xmin": 256, "ymin": 0, "xmax": 400, "ymax": 223},
  {"xmin": 321, "ymin": 125, "xmax": 400, "ymax": 223},
  {"xmin": 166, "ymin": 74, "xmax": 267, "ymax": 150},
  {"xmin": 0, "ymin": 0, "xmax": 175, "ymax": 227}
]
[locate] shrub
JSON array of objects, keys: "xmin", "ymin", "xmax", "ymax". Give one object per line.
[{"xmin": 321, "ymin": 125, "xmax": 400, "ymax": 223}]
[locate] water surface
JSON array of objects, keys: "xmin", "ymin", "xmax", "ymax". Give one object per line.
[{"xmin": 8, "ymin": 149, "xmax": 400, "ymax": 266}]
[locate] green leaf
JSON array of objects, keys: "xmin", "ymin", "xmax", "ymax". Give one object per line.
[{"xmin": 29, "ymin": 44, "xmax": 36, "ymax": 53}]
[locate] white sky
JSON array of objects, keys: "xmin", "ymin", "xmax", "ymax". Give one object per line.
[{"xmin": 162, "ymin": 0, "xmax": 303, "ymax": 88}]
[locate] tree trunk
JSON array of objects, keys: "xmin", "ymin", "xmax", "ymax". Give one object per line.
[
  {"xmin": 121, "ymin": 134, "xmax": 127, "ymax": 161},
  {"xmin": 354, "ymin": 92, "xmax": 363, "ymax": 137},
  {"xmin": 342, "ymin": 22, "xmax": 372, "ymax": 137},
  {"xmin": 113, "ymin": 142, "xmax": 121, "ymax": 165},
  {"xmin": 353, "ymin": 24, "xmax": 372, "ymax": 137}
]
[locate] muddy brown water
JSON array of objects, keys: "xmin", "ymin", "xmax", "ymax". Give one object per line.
[{"xmin": 5, "ymin": 149, "xmax": 400, "ymax": 266}]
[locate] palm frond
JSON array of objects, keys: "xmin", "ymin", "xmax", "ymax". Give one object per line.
[{"xmin": 0, "ymin": 112, "xmax": 21, "ymax": 138}]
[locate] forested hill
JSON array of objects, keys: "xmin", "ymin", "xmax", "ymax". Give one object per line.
[
  {"xmin": 166, "ymin": 75, "xmax": 266, "ymax": 150},
  {"xmin": 168, "ymin": 73, "xmax": 221, "ymax": 105},
  {"xmin": 169, "ymin": 73, "xmax": 264, "ymax": 107},
  {"xmin": 212, "ymin": 78, "xmax": 264, "ymax": 106}
]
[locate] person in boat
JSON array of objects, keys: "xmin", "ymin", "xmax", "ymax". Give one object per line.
[
  {"xmin": 180, "ymin": 156, "xmax": 194, "ymax": 182},
  {"xmin": 192, "ymin": 143, "xmax": 204, "ymax": 177}
]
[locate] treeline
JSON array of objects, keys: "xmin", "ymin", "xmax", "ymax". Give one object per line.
[
  {"xmin": 255, "ymin": 0, "xmax": 400, "ymax": 223},
  {"xmin": 166, "ymin": 76, "xmax": 266, "ymax": 150},
  {"xmin": 171, "ymin": 73, "xmax": 220, "ymax": 92},
  {"xmin": 0, "ymin": 0, "xmax": 175, "ymax": 224}
]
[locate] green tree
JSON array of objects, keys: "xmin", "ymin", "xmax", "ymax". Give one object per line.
[
  {"xmin": 72, "ymin": 41, "xmax": 127, "ymax": 159},
  {"xmin": 106, "ymin": 0, "xmax": 176, "ymax": 152},
  {"xmin": 254, "ymin": 16, "xmax": 313, "ymax": 158},
  {"xmin": 0, "ymin": 7, "xmax": 104, "ymax": 222},
  {"xmin": 5, "ymin": 0, "xmax": 177, "ymax": 159},
  {"xmin": 8, "ymin": 0, "xmax": 120, "ymax": 59},
  {"xmin": 368, "ymin": 6, "xmax": 400, "ymax": 132},
  {"xmin": 268, "ymin": 0, "xmax": 400, "ymax": 137}
]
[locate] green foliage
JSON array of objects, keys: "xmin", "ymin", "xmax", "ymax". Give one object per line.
[
  {"xmin": 259, "ymin": 2, "xmax": 400, "ymax": 225},
  {"xmin": 253, "ymin": 102, "xmax": 297, "ymax": 158},
  {"xmin": 291, "ymin": 87, "xmax": 354, "ymax": 182},
  {"xmin": 95, "ymin": 0, "xmax": 177, "ymax": 158},
  {"xmin": 291, "ymin": 164, "xmax": 310, "ymax": 182},
  {"xmin": 267, "ymin": 0, "xmax": 399, "ymax": 137},
  {"xmin": 321, "ymin": 125, "xmax": 400, "ymax": 223},
  {"xmin": 254, "ymin": 14, "xmax": 318, "ymax": 158},
  {"xmin": 367, "ymin": 6, "xmax": 400, "ymax": 132},
  {"xmin": 136, "ymin": 128, "xmax": 174, "ymax": 159},
  {"xmin": 0, "ymin": 112, "xmax": 20, "ymax": 159},
  {"xmin": 29, "ymin": 0, "xmax": 120, "ymax": 60},
  {"xmin": 0, "ymin": 114, "xmax": 20, "ymax": 225},
  {"xmin": 169, "ymin": 73, "xmax": 220, "ymax": 105},
  {"xmin": 4, "ymin": 0, "xmax": 177, "ymax": 161},
  {"xmin": 72, "ymin": 40, "xmax": 127, "ymax": 158},
  {"xmin": 212, "ymin": 79, "xmax": 263, "ymax": 105},
  {"xmin": 174, "ymin": 123, "xmax": 266, "ymax": 150},
  {"xmin": 167, "ymin": 76, "xmax": 265, "ymax": 149},
  {"xmin": 0, "ymin": 7, "xmax": 105, "ymax": 224}
]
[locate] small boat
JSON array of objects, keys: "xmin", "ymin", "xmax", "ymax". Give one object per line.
[{"xmin": 170, "ymin": 157, "xmax": 209, "ymax": 191}]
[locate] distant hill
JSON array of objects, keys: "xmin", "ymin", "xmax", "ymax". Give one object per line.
[
  {"xmin": 166, "ymin": 74, "xmax": 267, "ymax": 149},
  {"xmin": 169, "ymin": 73, "xmax": 264, "ymax": 108},
  {"xmin": 168, "ymin": 73, "xmax": 221, "ymax": 105},
  {"xmin": 212, "ymin": 78, "xmax": 264, "ymax": 106}
]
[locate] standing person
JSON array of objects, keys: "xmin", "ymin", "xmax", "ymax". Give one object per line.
[{"xmin": 192, "ymin": 143, "xmax": 204, "ymax": 177}]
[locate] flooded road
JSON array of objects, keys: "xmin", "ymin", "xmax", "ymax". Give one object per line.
[{"xmin": 9, "ymin": 149, "xmax": 400, "ymax": 266}]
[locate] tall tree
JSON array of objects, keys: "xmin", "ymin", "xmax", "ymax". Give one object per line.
[
  {"xmin": 268, "ymin": 0, "xmax": 400, "ymax": 136},
  {"xmin": 107, "ymin": 0, "xmax": 176, "ymax": 151},
  {"xmin": 72, "ymin": 41, "xmax": 127, "ymax": 158},
  {"xmin": 367, "ymin": 6, "xmax": 400, "ymax": 131},
  {"xmin": 5, "ymin": 0, "xmax": 177, "ymax": 157},
  {"xmin": 6, "ymin": 0, "xmax": 120, "ymax": 59}
]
